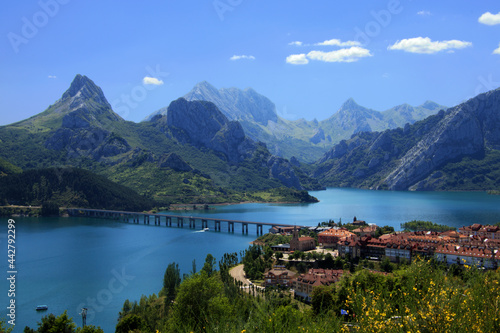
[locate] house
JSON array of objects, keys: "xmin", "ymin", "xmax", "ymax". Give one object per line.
[
  {"xmin": 352, "ymin": 218, "xmax": 367, "ymax": 226},
  {"xmin": 385, "ymin": 242, "xmax": 412, "ymax": 263},
  {"xmin": 352, "ymin": 224, "xmax": 379, "ymax": 237},
  {"xmin": 338, "ymin": 236, "xmax": 361, "ymax": 258},
  {"xmin": 269, "ymin": 226, "xmax": 297, "ymax": 235},
  {"xmin": 264, "ymin": 266, "xmax": 295, "ymax": 287},
  {"xmin": 364, "ymin": 237, "xmax": 387, "ymax": 260},
  {"xmin": 289, "ymin": 227, "xmax": 316, "ymax": 252},
  {"xmin": 332, "ymin": 224, "xmax": 500, "ymax": 269},
  {"xmin": 318, "ymin": 228, "xmax": 355, "ymax": 248},
  {"xmin": 459, "ymin": 224, "xmax": 500, "ymax": 239},
  {"xmin": 434, "ymin": 245, "xmax": 499, "ymax": 269},
  {"xmin": 270, "ymin": 243, "xmax": 290, "ymax": 252},
  {"xmin": 292, "ymin": 269, "xmax": 345, "ymax": 302}
]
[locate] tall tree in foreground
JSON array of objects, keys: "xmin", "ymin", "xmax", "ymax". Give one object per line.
[{"xmin": 160, "ymin": 262, "xmax": 181, "ymax": 305}]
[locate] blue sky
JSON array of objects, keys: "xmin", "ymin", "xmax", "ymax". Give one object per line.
[{"xmin": 1, "ymin": 0, "xmax": 499, "ymax": 125}]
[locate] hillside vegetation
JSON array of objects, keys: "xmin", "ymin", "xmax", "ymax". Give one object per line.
[
  {"xmin": 21, "ymin": 252, "xmax": 499, "ymax": 333},
  {"xmin": 0, "ymin": 168, "xmax": 154, "ymax": 211}
]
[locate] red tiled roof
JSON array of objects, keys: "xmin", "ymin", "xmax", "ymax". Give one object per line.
[
  {"xmin": 435, "ymin": 245, "xmax": 499, "ymax": 259},
  {"xmin": 295, "ymin": 269, "xmax": 345, "ymax": 286}
]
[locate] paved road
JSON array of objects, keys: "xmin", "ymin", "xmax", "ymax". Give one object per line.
[{"xmin": 230, "ymin": 264, "xmax": 252, "ymax": 285}]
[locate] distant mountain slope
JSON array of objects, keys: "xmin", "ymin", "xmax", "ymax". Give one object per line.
[
  {"xmin": 146, "ymin": 82, "xmax": 445, "ymax": 163},
  {"xmin": 320, "ymin": 98, "xmax": 444, "ymax": 142},
  {"xmin": 0, "ymin": 75, "xmax": 320, "ymax": 204},
  {"xmin": 314, "ymin": 88, "xmax": 500, "ymax": 191}
]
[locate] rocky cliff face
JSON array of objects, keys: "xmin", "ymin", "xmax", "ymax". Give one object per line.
[
  {"xmin": 163, "ymin": 98, "xmax": 257, "ymax": 163},
  {"xmin": 315, "ymin": 88, "xmax": 500, "ymax": 191},
  {"xmin": 267, "ymin": 156, "xmax": 302, "ymax": 190},
  {"xmin": 384, "ymin": 89, "xmax": 500, "ymax": 190}
]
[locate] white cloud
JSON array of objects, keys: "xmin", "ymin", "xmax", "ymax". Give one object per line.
[
  {"xmin": 288, "ymin": 41, "xmax": 303, "ymax": 46},
  {"xmin": 388, "ymin": 37, "xmax": 472, "ymax": 54},
  {"xmin": 306, "ymin": 47, "xmax": 372, "ymax": 63},
  {"xmin": 286, "ymin": 53, "xmax": 309, "ymax": 65},
  {"xmin": 478, "ymin": 11, "xmax": 500, "ymax": 25},
  {"xmin": 315, "ymin": 39, "xmax": 360, "ymax": 47},
  {"xmin": 230, "ymin": 55, "xmax": 256, "ymax": 61},
  {"xmin": 143, "ymin": 77, "xmax": 164, "ymax": 85},
  {"xmin": 494, "ymin": 43, "xmax": 500, "ymax": 55},
  {"xmin": 48, "ymin": 75, "xmax": 57, "ymax": 79}
]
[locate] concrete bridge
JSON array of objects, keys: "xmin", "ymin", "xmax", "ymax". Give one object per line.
[{"xmin": 66, "ymin": 208, "xmax": 304, "ymax": 235}]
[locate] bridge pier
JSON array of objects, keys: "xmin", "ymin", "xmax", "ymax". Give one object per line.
[
  {"xmin": 257, "ymin": 224, "xmax": 263, "ymax": 235},
  {"xmin": 228, "ymin": 222, "xmax": 234, "ymax": 233},
  {"xmin": 202, "ymin": 219, "xmax": 208, "ymax": 229},
  {"xmin": 189, "ymin": 218, "xmax": 196, "ymax": 229},
  {"xmin": 177, "ymin": 217, "xmax": 183, "ymax": 228},
  {"xmin": 242, "ymin": 223, "xmax": 248, "ymax": 234},
  {"xmin": 215, "ymin": 220, "xmax": 221, "ymax": 232},
  {"xmin": 166, "ymin": 217, "xmax": 172, "ymax": 227}
]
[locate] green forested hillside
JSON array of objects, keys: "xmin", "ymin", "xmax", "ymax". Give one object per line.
[
  {"xmin": 0, "ymin": 168, "xmax": 154, "ymax": 211},
  {"xmin": 0, "ymin": 157, "xmax": 22, "ymax": 176}
]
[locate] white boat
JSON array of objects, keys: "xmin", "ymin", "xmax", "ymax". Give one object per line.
[
  {"xmin": 36, "ymin": 305, "xmax": 48, "ymax": 311},
  {"xmin": 203, "ymin": 228, "xmax": 209, "ymax": 232}
]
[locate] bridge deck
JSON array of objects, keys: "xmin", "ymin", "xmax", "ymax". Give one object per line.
[{"xmin": 68, "ymin": 208, "xmax": 305, "ymax": 228}]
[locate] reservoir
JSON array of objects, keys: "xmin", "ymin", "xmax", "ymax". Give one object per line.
[{"xmin": 1, "ymin": 188, "xmax": 500, "ymax": 332}]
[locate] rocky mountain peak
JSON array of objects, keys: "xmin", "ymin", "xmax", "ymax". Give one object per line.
[
  {"xmin": 61, "ymin": 74, "xmax": 108, "ymax": 106},
  {"xmin": 182, "ymin": 82, "xmax": 278, "ymax": 125},
  {"xmin": 186, "ymin": 81, "xmax": 220, "ymax": 100},
  {"xmin": 340, "ymin": 98, "xmax": 360, "ymax": 110},
  {"xmin": 420, "ymin": 100, "xmax": 440, "ymax": 110}
]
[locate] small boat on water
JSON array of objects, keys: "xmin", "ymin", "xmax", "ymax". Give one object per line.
[
  {"xmin": 36, "ymin": 305, "xmax": 48, "ymax": 311},
  {"xmin": 203, "ymin": 228, "xmax": 209, "ymax": 232}
]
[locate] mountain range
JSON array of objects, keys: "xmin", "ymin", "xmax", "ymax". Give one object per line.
[
  {"xmin": 145, "ymin": 81, "xmax": 445, "ymax": 163},
  {"xmin": 314, "ymin": 88, "xmax": 500, "ymax": 191},
  {"xmin": 0, "ymin": 75, "xmax": 320, "ymax": 206},
  {"xmin": 1, "ymin": 74, "xmax": 499, "ymax": 208}
]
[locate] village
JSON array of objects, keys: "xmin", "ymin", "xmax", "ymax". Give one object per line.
[{"xmin": 247, "ymin": 219, "xmax": 500, "ymax": 303}]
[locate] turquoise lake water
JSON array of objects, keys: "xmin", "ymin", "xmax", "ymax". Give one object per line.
[{"xmin": 1, "ymin": 188, "xmax": 500, "ymax": 332}]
